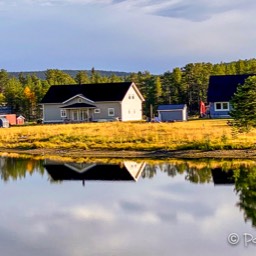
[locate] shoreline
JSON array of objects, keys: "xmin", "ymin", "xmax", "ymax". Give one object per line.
[{"xmin": 1, "ymin": 148, "xmax": 256, "ymax": 160}]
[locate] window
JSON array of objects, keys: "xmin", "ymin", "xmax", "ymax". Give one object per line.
[
  {"xmin": 78, "ymin": 98, "xmax": 82, "ymax": 103},
  {"xmin": 60, "ymin": 109, "xmax": 66, "ymax": 118},
  {"xmin": 73, "ymin": 111, "xmax": 78, "ymax": 121},
  {"xmin": 94, "ymin": 109, "xmax": 100, "ymax": 114},
  {"xmin": 108, "ymin": 108, "xmax": 115, "ymax": 116},
  {"xmin": 214, "ymin": 102, "xmax": 229, "ymax": 111}
]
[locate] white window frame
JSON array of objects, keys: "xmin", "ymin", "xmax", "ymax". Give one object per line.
[
  {"xmin": 94, "ymin": 109, "xmax": 100, "ymax": 114},
  {"xmin": 60, "ymin": 109, "xmax": 67, "ymax": 118},
  {"xmin": 214, "ymin": 102, "xmax": 230, "ymax": 111},
  {"xmin": 108, "ymin": 108, "xmax": 115, "ymax": 116}
]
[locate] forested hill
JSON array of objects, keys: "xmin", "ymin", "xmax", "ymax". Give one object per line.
[
  {"xmin": 8, "ymin": 69, "xmax": 131, "ymax": 80},
  {"xmin": 2, "ymin": 58, "xmax": 256, "ymax": 120}
]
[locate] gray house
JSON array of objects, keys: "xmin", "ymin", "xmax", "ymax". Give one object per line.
[
  {"xmin": 207, "ymin": 74, "xmax": 255, "ymax": 118},
  {"xmin": 40, "ymin": 82, "xmax": 145, "ymax": 123},
  {"xmin": 157, "ymin": 104, "xmax": 187, "ymax": 122}
]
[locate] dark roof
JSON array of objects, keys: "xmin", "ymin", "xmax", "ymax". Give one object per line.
[
  {"xmin": 45, "ymin": 163, "xmax": 138, "ymax": 181},
  {"xmin": 211, "ymin": 168, "xmax": 234, "ymax": 185},
  {"xmin": 207, "ymin": 74, "xmax": 256, "ymax": 102},
  {"xmin": 157, "ymin": 104, "xmax": 186, "ymax": 111},
  {"xmin": 0, "ymin": 106, "xmax": 12, "ymax": 114},
  {"xmin": 60, "ymin": 103, "xmax": 96, "ymax": 109},
  {"xmin": 41, "ymin": 82, "xmax": 133, "ymax": 103}
]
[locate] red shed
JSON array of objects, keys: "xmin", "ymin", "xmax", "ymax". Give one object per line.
[
  {"xmin": 4, "ymin": 114, "xmax": 16, "ymax": 125},
  {"xmin": 17, "ymin": 115, "xmax": 25, "ymax": 125}
]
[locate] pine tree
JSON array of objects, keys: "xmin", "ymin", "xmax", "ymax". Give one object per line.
[{"xmin": 229, "ymin": 76, "xmax": 256, "ymax": 132}]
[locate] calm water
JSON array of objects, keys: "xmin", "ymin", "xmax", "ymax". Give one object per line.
[{"xmin": 1, "ymin": 156, "xmax": 256, "ymax": 256}]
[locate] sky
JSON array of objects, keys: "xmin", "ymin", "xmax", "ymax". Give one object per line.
[{"xmin": 1, "ymin": 0, "xmax": 256, "ymax": 74}]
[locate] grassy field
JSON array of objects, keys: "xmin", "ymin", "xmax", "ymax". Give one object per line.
[{"xmin": 0, "ymin": 119, "xmax": 255, "ymax": 151}]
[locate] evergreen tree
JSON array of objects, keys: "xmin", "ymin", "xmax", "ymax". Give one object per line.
[
  {"xmin": 0, "ymin": 69, "xmax": 9, "ymax": 94},
  {"xmin": 45, "ymin": 69, "xmax": 76, "ymax": 85},
  {"xmin": 229, "ymin": 76, "xmax": 256, "ymax": 132},
  {"xmin": 75, "ymin": 71, "xmax": 90, "ymax": 84}
]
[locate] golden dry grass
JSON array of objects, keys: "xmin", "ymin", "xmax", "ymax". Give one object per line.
[{"xmin": 0, "ymin": 119, "xmax": 256, "ymax": 151}]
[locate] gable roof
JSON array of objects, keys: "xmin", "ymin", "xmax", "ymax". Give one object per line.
[
  {"xmin": 157, "ymin": 104, "xmax": 186, "ymax": 111},
  {"xmin": 41, "ymin": 82, "xmax": 134, "ymax": 103},
  {"xmin": 207, "ymin": 74, "xmax": 256, "ymax": 102}
]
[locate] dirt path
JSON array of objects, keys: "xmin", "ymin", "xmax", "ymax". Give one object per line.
[{"xmin": 1, "ymin": 148, "xmax": 256, "ymax": 159}]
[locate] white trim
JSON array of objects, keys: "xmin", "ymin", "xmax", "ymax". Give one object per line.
[
  {"xmin": 94, "ymin": 108, "xmax": 101, "ymax": 114},
  {"xmin": 63, "ymin": 94, "xmax": 95, "ymax": 104},
  {"xmin": 108, "ymin": 108, "xmax": 115, "ymax": 116},
  {"xmin": 131, "ymin": 83, "xmax": 145, "ymax": 101},
  {"xmin": 214, "ymin": 102, "xmax": 230, "ymax": 111},
  {"xmin": 60, "ymin": 109, "xmax": 67, "ymax": 118}
]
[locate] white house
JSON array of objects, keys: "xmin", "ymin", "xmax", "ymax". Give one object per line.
[{"xmin": 40, "ymin": 82, "xmax": 145, "ymax": 123}]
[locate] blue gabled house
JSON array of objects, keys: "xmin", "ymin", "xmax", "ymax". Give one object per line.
[{"xmin": 207, "ymin": 74, "xmax": 255, "ymax": 118}]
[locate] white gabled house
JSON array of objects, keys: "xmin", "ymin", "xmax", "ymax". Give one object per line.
[{"xmin": 40, "ymin": 82, "xmax": 145, "ymax": 123}]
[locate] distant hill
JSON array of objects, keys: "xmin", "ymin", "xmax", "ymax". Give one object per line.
[{"xmin": 8, "ymin": 69, "xmax": 131, "ymax": 80}]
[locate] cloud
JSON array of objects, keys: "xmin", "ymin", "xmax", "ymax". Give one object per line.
[{"xmin": 107, "ymin": 0, "xmax": 256, "ymax": 21}]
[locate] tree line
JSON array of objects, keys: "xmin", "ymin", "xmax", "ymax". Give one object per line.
[{"xmin": 1, "ymin": 59, "xmax": 256, "ymax": 120}]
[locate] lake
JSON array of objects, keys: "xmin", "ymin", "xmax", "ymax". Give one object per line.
[{"xmin": 1, "ymin": 156, "xmax": 256, "ymax": 256}]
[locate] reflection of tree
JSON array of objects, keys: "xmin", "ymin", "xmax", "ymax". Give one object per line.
[
  {"xmin": 142, "ymin": 162, "xmax": 212, "ymax": 183},
  {"xmin": 141, "ymin": 164, "xmax": 157, "ymax": 179},
  {"xmin": 185, "ymin": 167, "xmax": 212, "ymax": 184},
  {"xmin": 0, "ymin": 157, "xmax": 44, "ymax": 182},
  {"xmin": 234, "ymin": 165, "xmax": 256, "ymax": 227}
]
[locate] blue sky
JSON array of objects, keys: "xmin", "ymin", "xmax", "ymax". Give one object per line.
[{"xmin": 1, "ymin": 0, "xmax": 256, "ymax": 74}]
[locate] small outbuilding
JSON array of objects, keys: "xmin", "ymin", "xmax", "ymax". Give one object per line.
[
  {"xmin": 157, "ymin": 104, "xmax": 187, "ymax": 122},
  {"xmin": 0, "ymin": 117, "xmax": 10, "ymax": 128},
  {"xmin": 16, "ymin": 115, "xmax": 25, "ymax": 125}
]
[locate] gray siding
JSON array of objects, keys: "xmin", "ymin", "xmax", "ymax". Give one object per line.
[
  {"xmin": 160, "ymin": 111, "xmax": 183, "ymax": 121},
  {"xmin": 92, "ymin": 102, "xmax": 121, "ymax": 121},
  {"xmin": 43, "ymin": 104, "xmax": 63, "ymax": 123}
]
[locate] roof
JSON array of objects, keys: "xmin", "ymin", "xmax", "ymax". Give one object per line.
[
  {"xmin": 0, "ymin": 106, "xmax": 11, "ymax": 115},
  {"xmin": 45, "ymin": 163, "xmax": 141, "ymax": 181},
  {"xmin": 207, "ymin": 74, "xmax": 256, "ymax": 102},
  {"xmin": 60, "ymin": 103, "xmax": 96, "ymax": 109},
  {"xmin": 157, "ymin": 104, "xmax": 186, "ymax": 111},
  {"xmin": 41, "ymin": 82, "xmax": 134, "ymax": 103}
]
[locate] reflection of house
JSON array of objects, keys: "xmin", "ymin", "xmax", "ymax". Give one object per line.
[
  {"xmin": 207, "ymin": 74, "xmax": 255, "ymax": 118},
  {"xmin": 44, "ymin": 160, "xmax": 145, "ymax": 183},
  {"xmin": 40, "ymin": 82, "xmax": 145, "ymax": 123},
  {"xmin": 211, "ymin": 168, "xmax": 234, "ymax": 185},
  {"xmin": 157, "ymin": 104, "xmax": 187, "ymax": 122}
]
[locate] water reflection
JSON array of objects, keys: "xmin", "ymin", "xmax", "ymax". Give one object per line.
[
  {"xmin": 1, "ymin": 156, "xmax": 256, "ymax": 255},
  {"xmin": 0, "ymin": 156, "xmax": 44, "ymax": 181},
  {"xmin": 45, "ymin": 160, "xmax": 145, "ymax": 185}
]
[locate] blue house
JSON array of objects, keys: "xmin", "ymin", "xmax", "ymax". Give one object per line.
[{"xmin": 207, "ymin": 74, "xmax": 255, "ymax": 118}]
